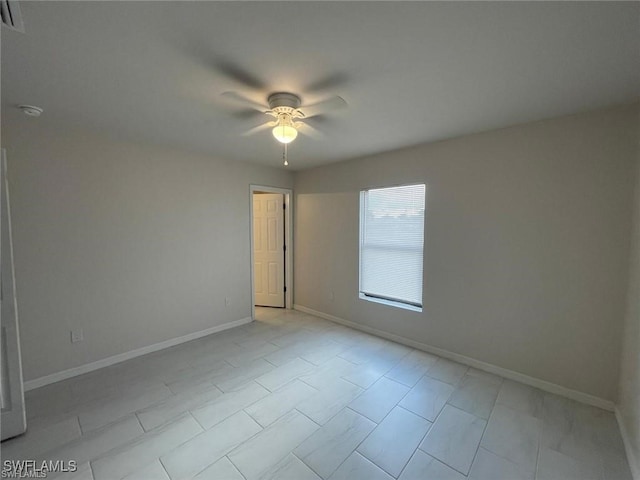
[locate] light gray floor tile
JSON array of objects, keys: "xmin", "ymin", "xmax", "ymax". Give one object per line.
[
  {"xmin": 165, "ymin": 363, "xmax": 235, "ymax": 394},
  {"xmin": 378, "ymin": 340, "xmax": 412, "ymax": 362},
  {"xmin": 341, "ymin": 361, "xmax": 393, "ymax": 389},
  {"xmin": 419, "ymin": 405, "xmax": 486, "ymax": 475},
  {"xmin": 299, "ymin": 357, "xmax": 357, "ymax": 390},
  {"xmin": 119, "ymin": 376, "xmax": 178, "ymax": 398},
  {"xmin": 399, "ymin": 450, "xmax": 465, "ymax": 480},
  {"xmin": 192, "ymin": 457, "xmax": 245, "ymax": 480},
  {"xmin": 38, "ymin": 415, "xmax": 143, "ymax": 467},
  {"xmin": 245, "ymin": 379, "xmax": 317, "ymax": 427},
  {"xmin": 540, "ymin": 396, "xmax": 606, "ymax": 472},
  {"xmin": 190, "ymin": 381, "xmax": 270, "ymax": 429},
  {"xmin": 295, "ymin": 408, "xmax": 376, "ymax": 479},
  {"xmin": 468, "ymin": 448, "xmax": 534, "ymax": 480},
  {"xmin": 51, "ymin": 461, "xmax": 95, "ymax": 480},
  {"xmin": 399, "ymin": 376, "xmax": 454, "ymax": 421},
  {"xmin": 137, "ymin": 384, "xmax": 222, "ymax": 431},
  {"xmin": 161, "ymin": 410, "xmax": 262, "ymax": 480},
  {"xmin": 91, "ymin": 413, "xmax": 202, "ymax": 480},
  {"xmin": 466, "ymin": 368, "xmax": 504, "ymax": 385},
  {"xmin": 122, "ymin": 459, "xmax": 170, "ymax": 480},
  {"xmin": 271, "ymin": 330, "xmax": 317, "ymax": 348},
  {"xmin": 189, "ymin": 344, "xmax": 246, "ymax": 369},
  {"xmin": 225, "ymin": 342, "xmax": 281, "ymax": 367},
  {"xmin": 259, "ymin": 453, "xmax": 322, "ymax": 480},
  {"xmin": 264, "ymin": 344, "xmax": 305, "ymax": 366},
  {"xmin": 300, "ymin": 340, "xmax": 349, "ymax": 366},
  {"xmin": 385, "ymin": 350, "xmax": 438, "ymax": 387},
  {"xmin": 495, "ymin": 379, "xmax": 544, "ymax": 418},
  {"xmin": 16, "ymin": 308, "xmax": 628, "ymax": 480},
  {"xmin": 2, "ymin": 415, "xmax": 81, "ymax": 460},
  {"xmin": 234, "ymin": 336, "xmax": 274, "ymax": 350},
  {"xmin": 573, "ymin": 403, "xmax": 626, "ymax": 455},
  {"xmin": 157, "ymin": 359, "xmax": 229, "ymax": 385},
  {"xmin": 357, "ymin": 406, "xmax": 431, "ymax": 477},
  {"xmin": 541, "ymin": 423, "xmax": 603, "ymax": 472},
  {"xmin": 537, "ymin": 446, "xmax": 602, "ymax": 480},
  {"xmin": 339, "ymin": 343, "xmax": 386, "ymax": 365},
  {"xmin": 541, "ymin": 393, "xmax": 575, "ymax": 436},
  {"xmin": 328, "ymin": 452, "xmax": 394, "ymax": 480},
  {"xmin": 297, "ymin": 378, "xmax": 363, "ymax": 425},
  {"xmin": 213, "ymin": 359, "xmax": 276, "ymax": 392},
  {"xmin": 323, "ymin": 329, "xmax": 366, "ymax": 348},
  {"xmin": 255, "ymin": 357, "xmax": 316, "ymax": 392},
  {"xmin": 426, "ymin": 358, "xmax": 468, "ymax": 385},
  {"xmin": 480, "ymin": 404, "xmax": 541, "ymax": 472},
  {"xmin": 228, "ymin": 410, "xmax": 319, "ymax": 480},
  {"xmin": 448, "ymin": 373, "xmax": 501, "ymax": 419},
  {"xmin": 78, "ymin": 383, "xmax": 173, "ymax": 432},
  {"xmin": 24, "ymin": 383, "xmax": 82, "ymax": 420},
  {"xmin": 348, "ymin": 377, "xmax": 410, "ymax": 423}
]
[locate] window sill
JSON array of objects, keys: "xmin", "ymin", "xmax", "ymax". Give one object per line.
[{"xmin": 359, "ymin": 293, "xmax": 423, "ymax": 313}]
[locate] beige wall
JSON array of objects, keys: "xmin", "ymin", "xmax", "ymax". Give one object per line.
[
  {"xmin": 3, "ymin": 118, "xmax": 293, "ymax": 382},
  {"xmin": 618, "ymin": 111, "xmax": 640, "ymax": 476},
  {"xmin": 294, "ymin": 104, "xmax": 639, "ymax": 401}
]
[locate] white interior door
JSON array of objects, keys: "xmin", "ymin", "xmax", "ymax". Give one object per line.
[
  {"xmin": 1, "ymin": 149, "xmax": 27, "ymax": 441},
  {"xmin": 253, "ymin": 193, "xmax": 285, "ymax": 307}
]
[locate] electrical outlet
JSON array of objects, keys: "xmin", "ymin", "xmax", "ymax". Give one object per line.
[
  {"xmin": 71, "ymin": 329, "xmax": 84, "ymax": 343},
  {"xmin": 329, "ymin": 291, "xmax": 335, "ymax": 301},
  {"xmin": 225, "ymin": 297, "xmax": 231, "ymax": 307}
]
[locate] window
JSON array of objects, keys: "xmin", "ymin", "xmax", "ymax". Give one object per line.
[{"xmin": 359, "ymin": 184, "xmax": 426, "ymax": 311}]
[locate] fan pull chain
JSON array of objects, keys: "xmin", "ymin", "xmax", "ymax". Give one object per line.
[{"xmin": 283, "ymin": 142, "xmax": 289, "ymax": 166}]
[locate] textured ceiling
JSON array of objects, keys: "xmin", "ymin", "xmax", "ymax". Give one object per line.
[{"xmin": 2, "ymin": 1, "xmax": 639, "ymax": 170}]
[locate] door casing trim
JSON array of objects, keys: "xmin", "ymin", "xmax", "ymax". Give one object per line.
[{"xmin": 249, "ymin": 184, "xmax": 293, "ymax": 319}]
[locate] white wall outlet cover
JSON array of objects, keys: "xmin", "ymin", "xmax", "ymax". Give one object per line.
[{"xmin": 71, "ymin": 329, "xmax": 83, "ymax": 343}]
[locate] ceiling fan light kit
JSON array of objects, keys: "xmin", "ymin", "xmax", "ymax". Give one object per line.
[
  {"xmin": 272, "ymin": 124, "xmax": 298, "ymax": 144},
  {"xmin": 268, "ymin": 92, "xmax": 303, "ymax": 145}
]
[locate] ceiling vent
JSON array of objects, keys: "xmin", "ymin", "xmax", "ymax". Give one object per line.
[{"xmin": 1, "ymin": 0, "xmax": 24, "ymax": 33}]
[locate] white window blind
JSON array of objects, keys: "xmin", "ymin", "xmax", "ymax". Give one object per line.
[{"xmin": 359, "ymin": 184, "xmax": 425, "ymax": 308}]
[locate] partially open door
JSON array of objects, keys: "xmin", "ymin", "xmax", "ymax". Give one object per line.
[{"xmin": 1, "ymin": 149, "xmax": 26, "ymax": 441}]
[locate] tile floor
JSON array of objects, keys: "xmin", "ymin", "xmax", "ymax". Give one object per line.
[{"xmin": 1, "ymin": 307, "xmax": 633, "ymax": 480}]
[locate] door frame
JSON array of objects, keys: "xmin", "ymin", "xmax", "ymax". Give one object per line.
[
  {"xmin": 249, "ymin": 185, "xmax": 293, "ymax": 320},
  {"xmin": 1, "ymin": 148, "xmax": 27, "ymax": 440}
]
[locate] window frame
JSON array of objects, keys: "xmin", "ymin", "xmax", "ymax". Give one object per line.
[{"xmin": 358, "ymin": 183, "xmax": 426, "ymax": 313}]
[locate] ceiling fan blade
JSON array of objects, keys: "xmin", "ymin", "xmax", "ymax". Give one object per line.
[
  {"xmin": 231, "ymin": 108, "xmax": 267, "ymax": 121},
  {"xmin": 304, "ymin": 72, "xmax": 349, "ymax": 94},
  {"xmin": 304, "ymin": 114, "xmax": 331, "ymax": 125},
  {"xmin": 214, "ymin": 58, "xmax": 267, "ymax": 90},
  {"xmin": 242, "ymin": 121, "xmax": 277, "ymax": 136},
  {"xmin": 295, "ymin": 122, "xmax": 324, "ymax": 139},
  {"xmin": 298, "ymin": 96, "xmax": 347, "ymax": 118},
  {"xmin": 221, "ymin": 91, "xmax": 269, "ymax": 112}
]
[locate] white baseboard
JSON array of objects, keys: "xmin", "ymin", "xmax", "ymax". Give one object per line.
[
  {"xmin": 294, "ymin": 304, "xmax": 615, "ymax": 412},
  {"xmin": 615, "ymin": 407, "xmax": 640, "ymax": 480},
  {"xmin": 23, "ymin": 317, "xmax": 253, "ymax": 391}
]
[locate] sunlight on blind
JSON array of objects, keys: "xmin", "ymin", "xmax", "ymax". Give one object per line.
[{"xmin": 360, "ymin": 184, "xmax": 425, "ymax": 307}]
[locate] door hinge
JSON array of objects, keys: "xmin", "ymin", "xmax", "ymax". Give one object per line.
[
  {"xmin": 283, "ymin": 203, "xmax": 286, "ymax": 210},
  {"xmin": 284, "ymin": 286, "xmax": 287, "ymax": 293},
  {"xmin": 283, "ymin": 244, "xmax": 286, "ymax": 252}
]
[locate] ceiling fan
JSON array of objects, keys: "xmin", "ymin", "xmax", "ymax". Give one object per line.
[
  {"xmin": 222, "ymin": 91, "xmax": 347, "ymax": 145},
  {"xmin": 206, "ymin": 57, "xmax": 348, "ymax": 165}
]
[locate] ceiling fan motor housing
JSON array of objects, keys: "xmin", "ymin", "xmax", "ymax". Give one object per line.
[{"xmin": 268, "ymin": 92, "xmax": 301, "ymax": 111}]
